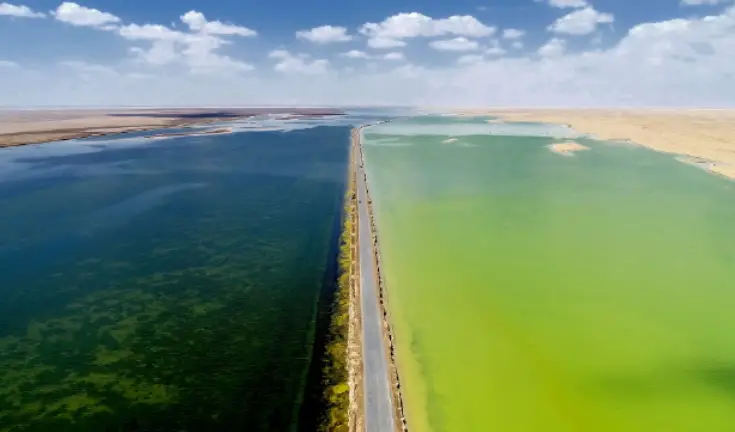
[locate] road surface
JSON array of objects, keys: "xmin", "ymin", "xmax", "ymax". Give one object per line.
[{"xmin": 356, "ymin": 129, "xmax": 398, "ymax": 432}]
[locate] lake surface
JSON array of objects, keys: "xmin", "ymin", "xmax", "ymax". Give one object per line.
[
  {"xmin": 363, "ymin": 115, "xmax": 735, "ymax": 432},
  {"xmin": 0, "ymin": 112, "xmax": 393, "ymax": 431}
]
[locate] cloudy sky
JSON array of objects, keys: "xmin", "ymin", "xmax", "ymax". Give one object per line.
[{"xmin": 0, "ymin": 0, "xmax": 733, "ymax": 107}]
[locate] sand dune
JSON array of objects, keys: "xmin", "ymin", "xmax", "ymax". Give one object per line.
[{"xmin": 459, "ymin": 109, "xmax": 735, "ymax": 179}]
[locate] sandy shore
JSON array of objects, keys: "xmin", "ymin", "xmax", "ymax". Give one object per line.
[
  {"xmin": 548, "ymin": 141, "xmax": 589, "ymax": 156},
  {"xmin": 460, "ymin": 109, "xmax": 735, "ymax": 179},
  {"xmin": 0, "ymin": 108, "xmax": 342, "ymax": 148}
]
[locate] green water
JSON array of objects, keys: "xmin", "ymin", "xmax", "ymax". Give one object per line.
[
  {"xmin": 363, "ymin": 117, "xmax": 735, "ymax": 432},
  {"xmin": 0, "ymin": 125, "xmax": 352, "ymax": 431}
]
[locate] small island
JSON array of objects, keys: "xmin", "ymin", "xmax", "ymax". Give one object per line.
[
  {"xmin": 143, "ymin": 127, "xmax": 233, "ymax": 140},
  {"xmin": 548, "ymin": 141, "xmax": 590, "ymax": 156}
]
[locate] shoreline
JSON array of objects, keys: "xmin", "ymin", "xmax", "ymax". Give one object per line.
[
  {"xmin": 457, "ymin": 109, "xmax": 735, "ymax": 180},
  {"xmin": 0, "ymin": 116, "xmax": 245, "ymax": 148},
  {"xmin": 355, "ymin": 125, "xmax": 409, "ymax": 432},
  {"xmin": 0, "ymin": 109, "xmax": 344, "ymax": 148},
  {"xmin": 143, "ymin": 127, "xmax": 234, "ymax": 140},
  {"xmin": 317, "ymin": 141, "xmax": 359, "ymax": 431}
]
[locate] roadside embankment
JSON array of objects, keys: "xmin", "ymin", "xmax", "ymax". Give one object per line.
[{"xmin": 319, "ymin": 135, "xmax": 360, "ymax": 432}]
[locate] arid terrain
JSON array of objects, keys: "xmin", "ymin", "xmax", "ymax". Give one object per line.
[
  {"xmin": 462, "ymin": 109, "xmax": 735, "ymax": 179},
  {"xmin": 0, "ymin": 108, "xmax": 342, "ymax": 148}
]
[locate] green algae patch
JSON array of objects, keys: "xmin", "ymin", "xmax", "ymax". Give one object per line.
[
  {"xmin": 0, "ymin": 126, "xmax": 351, "ymax": 431},
  {"xmin": 363, "ymin": 116, "xmax": 735, "ymax": 432},
  {"xmin": 317, "ymin": 148, "xmax": 357, "ymax": 432}
]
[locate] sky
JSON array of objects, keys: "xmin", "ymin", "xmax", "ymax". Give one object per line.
[{"xmin": 0, "ymin": 0, "xmax": 734, "ymax": 107}]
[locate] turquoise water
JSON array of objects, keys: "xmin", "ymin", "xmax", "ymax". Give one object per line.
[
  {"xmin": 0, "ymin": 120, "xmax": 373, "ymax": 430},
  {"xmin": 363, "ymin": 116, "xmax": 735, "ymax": 432}
]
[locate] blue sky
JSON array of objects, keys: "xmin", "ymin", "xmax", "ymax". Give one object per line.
[{"xmin": 1, "ymin": 0, "xmax": 734, "ymax": 106}]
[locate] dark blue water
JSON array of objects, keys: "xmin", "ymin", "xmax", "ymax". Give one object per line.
[{"xmin": 0, "ymin": 123, "xmax": 358, "ymax": 431}]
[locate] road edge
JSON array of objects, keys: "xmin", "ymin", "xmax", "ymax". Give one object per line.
[
  {"xmin": 348, "ymin": 132, "xmax": 365, "ymax": 432},
  {"xmin": 354, "ymin": 126, "xmax": 409, "ymax": 432}
]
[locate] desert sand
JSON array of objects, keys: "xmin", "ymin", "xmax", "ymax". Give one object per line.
[
  {"xmin": 460, "ymin": 109, "xmax": 735, "ymax": 179},
  {"xmin": 548, "ymin": 141, "xmax": 589, "ymax": 156}
]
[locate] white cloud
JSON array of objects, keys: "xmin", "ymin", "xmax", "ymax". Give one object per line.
[
  {"xmin": 129, "ymin": 42, "xmax": 177, "ymax": 65},
  {"xmin": 681, "ymin": 0, "xmax": 729, "ymax": 4},
  {"xmin": 180, "ymin": 10, "xmax": 256, "ymax": 37},
  {"xmin": 360, "ymin": 12, "xmax": 495, "ymax": 42},
  {"xmin": 537, "ymin": 37, "xmax": 566, "ymax": 57},
  {"xmin": 512, "ymin": 40, "xmax": 524, "ymax": 49},
  {"xmin": 4, "ymin": 5, "xmax": 735, "ymax": 108},
  {"xmin": 367, "ymin": 37, "xmax": 407, "ymax": 49},
  {"xmin": 502, "ymin": 28, "xmax": 525, "ymax": 39},
  {"xmin": 268, "ymin": 49, "xmax": 290, "ymax": 59},
  {"xmin": 0, "ymin": 60, "xmax": 20, "ymax": 68},
  {"xmin": 486, "ymin": 46, "xmax": 507, "ymax": 56},
  {"xmin": 181, "ymin": 33, "xmax": 253, "ymax": 74},
  {"xmin": 53, "ymin": 2, "xmax": 120, "ymax": 28},
  {"xmin": 457, "ymin": 54, "xmax": 484, "ymax": 65},
  {"xmin": 0, "ymin": 2, "xmax": 44, "ymax": 18},
  {"xmin": 296, "ymin": 25, "xmax": 351, "ymax": 43},
  {"xmin": 549, "ymin": 7, "xmax": 614, "ymax": 35},
  {"xmin": 119, "ymin": 23, "xmax": 181, "ymax": 41},
  {"xmin": 548, "ymin": 0, "xmax": 588, "ymax": 8},
  {"xmin": 383, "ymin": 52, "xmax": 405, "ymax": 61},
  {"xmin": 90, "ymin": 8, "xmax": 257, "ymax": 75},
  {"xmin": 485, "ymin": 39, "xmax": 507, "ymax": 56},
  {"xmin": 119, "ymin": 23, "xmax": 253, "ymax": 73},
  {"xmin": 342, "ymin": 50, "xmax": 370, "ymax": 59},
  {"xmin": 269, "ymin": 50, "xmax": 329, "ymax": 74},
  {"xmin": 59, "ymin": 60, "xmax": 117, "ymax": 75},
  {"xmin": 429, "ymin": 37, "xmax": 480, "ymax": 52}
]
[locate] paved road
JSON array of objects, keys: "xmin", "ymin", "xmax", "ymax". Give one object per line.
[{"xmin": 355, "ymin": 130, "xmax": 397, "ymax": 432}]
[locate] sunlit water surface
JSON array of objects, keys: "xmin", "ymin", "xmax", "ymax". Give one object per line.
[{"xmin": 363, "ymin": 115, "xmax": 735, "ymax": 432}]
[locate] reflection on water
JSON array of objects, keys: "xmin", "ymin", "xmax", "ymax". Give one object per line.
[{"xmin": 0, "ymin": 114, "xmax": 380, "ymax": 431}]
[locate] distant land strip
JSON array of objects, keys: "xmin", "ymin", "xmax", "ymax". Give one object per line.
[
  {"xmin": 458, "ymin": 108, "xmax": 735, "ymax": 180},
  {"xmin": 0, "ymin": 108, "xmax": 343, "ymax": 148}
]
